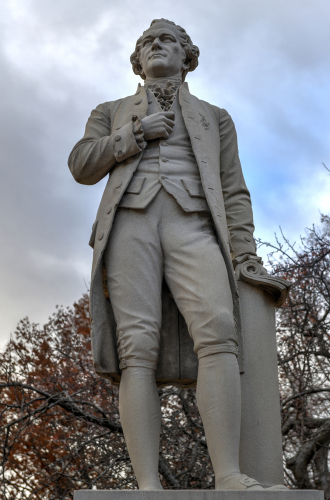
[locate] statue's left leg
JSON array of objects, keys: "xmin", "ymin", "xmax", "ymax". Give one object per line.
[
  {"xmin": 162, "ymin": 203, "xmax": 286, "ymax": 490},
  {"xmin": 197, "ymin": 352, "xmax": 264, "ymax": 490}
]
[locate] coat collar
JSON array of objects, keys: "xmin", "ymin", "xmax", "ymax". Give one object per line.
[{"xmin": 135, "ymin": 81, "xmax": 190, "ymax": 94}]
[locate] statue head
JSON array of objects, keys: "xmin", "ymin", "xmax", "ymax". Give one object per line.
[{"xmin": 130, "ymin": 19, "xmax": 200, "ymax": 81}]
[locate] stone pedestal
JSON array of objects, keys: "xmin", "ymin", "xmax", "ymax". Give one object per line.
[
  {"xmin": 238, "ymin": 282, "xmax": 284, "ymax": 486},
  {"xmin": 74, "ymin": 490, "xmax": 323, "ymax": 499}
]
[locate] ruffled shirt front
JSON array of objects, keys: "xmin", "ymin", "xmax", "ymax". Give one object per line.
[{"xmin": 144, "ymin": 76, "xmax": 182, "ymax": 111}]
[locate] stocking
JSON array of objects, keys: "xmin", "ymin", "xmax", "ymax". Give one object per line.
[{"xmin": 119, "ymin": 367, "xmax": 163, "ymax": 490}]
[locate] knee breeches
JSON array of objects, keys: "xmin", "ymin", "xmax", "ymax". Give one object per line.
[{"xmin": 104, "ymin": 189, "xmax": 238, "ymax": 370}]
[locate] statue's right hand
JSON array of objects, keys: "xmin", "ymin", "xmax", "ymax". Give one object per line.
[{"xmin": 141, "ymin": 112, "xmax": 175, "ymax": 141}]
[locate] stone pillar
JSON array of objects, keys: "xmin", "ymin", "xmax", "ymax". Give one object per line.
[{"xmin": 239, "ymin": 281, "xmax": 284, "ymax": 486}]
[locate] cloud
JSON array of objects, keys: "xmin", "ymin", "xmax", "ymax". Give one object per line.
[{"xmin": 0, "ymin": 0, "xmax": 329, "ymax": 347}]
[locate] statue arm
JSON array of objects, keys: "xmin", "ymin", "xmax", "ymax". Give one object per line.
[
  {"xmin": 218, "ymin": 108, "xmax": 257, "ymax": 259},
  {"xmin": 68, "ymin": 102, "xmax": 143, "ymax": 185},
  {"xmin": 217, "ymin": 108, "xmax": 291, "ymax": 304}
]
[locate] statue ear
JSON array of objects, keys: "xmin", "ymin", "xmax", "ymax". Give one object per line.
[
  {"xmin": 181, "ymin": 58, "xmax": 190, "ymax": 80},
  {"xmin": 136, "ymin": 58, "xmax": 146, "ymax": 79},
  {"xmin": 139, "ymin": 67, "xmax": 146, "ymax": 79}
]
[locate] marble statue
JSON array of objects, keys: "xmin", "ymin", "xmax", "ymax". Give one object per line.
[{"xmin": 68, "ymin": 19, "xmax": 290, "ymax": 491}]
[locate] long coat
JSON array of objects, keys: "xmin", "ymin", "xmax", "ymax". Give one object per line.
[{"xmin": 68, "ymin": 82, "xmax": 257, "ymax": 386}]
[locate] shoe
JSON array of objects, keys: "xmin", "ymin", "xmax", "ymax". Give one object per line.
[{"xmin": 216, "ymin": 474, "xmax": 264, "ymax": 490}]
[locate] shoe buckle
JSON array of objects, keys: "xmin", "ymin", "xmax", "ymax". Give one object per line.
[{"xmin": 239, "ymin": 476, "xmax": 260, "ymax": 487}]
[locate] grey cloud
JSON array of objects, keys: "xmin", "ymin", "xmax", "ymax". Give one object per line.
[{"xmin": 0, "ymin": 0, "xmax": 329, "ymax": 347}]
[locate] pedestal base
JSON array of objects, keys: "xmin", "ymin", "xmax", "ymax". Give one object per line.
[{"xmin": 74, "ymin": 490, "xmax": 323, "ymax": 500}]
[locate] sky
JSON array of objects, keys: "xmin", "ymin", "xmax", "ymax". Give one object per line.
[{"xmin": 0, "ymin": 0, "xmax": 329, "ymax": 348}]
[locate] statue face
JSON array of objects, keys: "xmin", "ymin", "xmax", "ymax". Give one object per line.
[{"xmin": 139, "ymin": 22, "xmax": 186, "ymax": 79}]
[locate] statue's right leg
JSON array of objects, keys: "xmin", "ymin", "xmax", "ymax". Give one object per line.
[
  {"xmin": 119, "ymin": 366, "xmax": 162, "ymax": 490},
  {"xmin": 104, "ymin": 204, "xmax": 164, "ymax": 490}
]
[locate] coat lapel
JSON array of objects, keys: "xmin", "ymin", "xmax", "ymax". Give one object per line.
[
  {"xmin": 112, "ymin": 83, "xmax": 149, "ymax": 131},
  {"xmin": 179, "ymin": 83, "xmax": 230, "ymax": 255}
]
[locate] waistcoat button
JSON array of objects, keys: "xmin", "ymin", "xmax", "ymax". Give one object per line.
[
  {"xmin": 115, "ymin": 135, "xmax": 121, "ymax": 141},
  {"xmin": 160, "ymin": 175, "xmax": 167, "ymax": 180},
  {"xmin": 162, "ymin": 157, "xmax": 168, "ymax": 162}
]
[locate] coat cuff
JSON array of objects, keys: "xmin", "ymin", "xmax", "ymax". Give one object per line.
[
  {"xmin": 113, "ymin": 119, "xmax": 144, "ymax": 162},
  {"xmin": 232, "ymin": 253, "xmax": 263, "ymax": 270},
  {"xmin": 230, "ymin": 234, "xmax": 257, "ymax": 259}
]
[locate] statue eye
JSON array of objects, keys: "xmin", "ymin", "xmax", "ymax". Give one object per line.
[{"xmin": 143, "ymin": 39, "xmax": 152, "ymax": 47}]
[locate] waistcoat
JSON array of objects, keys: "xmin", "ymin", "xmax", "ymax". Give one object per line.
[{"xmin": 119, "ymin": 88, "xmax": 209, "ymax": 212}]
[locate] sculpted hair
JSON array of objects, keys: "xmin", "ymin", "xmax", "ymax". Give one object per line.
[{"xmin": 130, "ymin": 19, "xmax": 200, "ymax": 81}]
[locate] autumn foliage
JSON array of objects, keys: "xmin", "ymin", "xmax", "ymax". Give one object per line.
[
  {"xmin": 0, "ymin": 297, "xmax": 212, "ymax": 499},
  {"xmin": 0, "ymin": 215, "xmax": 330, "ymax": 499}
]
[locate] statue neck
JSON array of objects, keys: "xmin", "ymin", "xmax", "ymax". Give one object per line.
[{"xmin": 144, "ymin": 76, "xmax": 182, "ymax": 89}]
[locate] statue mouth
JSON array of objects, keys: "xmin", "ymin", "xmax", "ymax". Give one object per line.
[{"xmin": 149, "ymin": 53, "xmax": 165, "ymax": 60}]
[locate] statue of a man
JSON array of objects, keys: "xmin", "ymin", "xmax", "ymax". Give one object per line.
[{"xmin": 69, "ymin": 18, "xmax": 286, "ymax": 491}]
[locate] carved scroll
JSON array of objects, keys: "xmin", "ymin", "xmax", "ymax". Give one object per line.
[{"xmin": 234, "ymin": 255, "xmax": 291, "ymax": 307}]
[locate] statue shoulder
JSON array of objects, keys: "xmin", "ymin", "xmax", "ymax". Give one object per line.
[
  {"xmin": 93, "ymin": 97, "xmax": 125, "ymax": 115},
  {"xmin": 91, "ymin": 93, "xmax": 138, "ymax": 123},
  {"xmin": 188, "ymin": 93, "xmax": 225, "ymax": 121}
]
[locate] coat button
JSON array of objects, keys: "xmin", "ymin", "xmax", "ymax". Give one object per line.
[
  {"xmin": 98, "ymin": 232, "xmax": 104, "ymax": 241},
  {"xmin": 107, "ymin": 206, "xmax": 112, "ymax": 214},
  {"xmin": 115, "ymin": 135, "xmax": 121, "ymax": 141},
  {"xmin": 135, "ymin": 99, "xmax": 142, "ymax": 105}
]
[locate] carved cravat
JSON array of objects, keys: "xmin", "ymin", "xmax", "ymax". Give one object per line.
[
  {"xmin": 144, "ymin": 76, "xmax": 182, "ymax": 111},
  {"xmin": 148, "ymin": 81, "xmax": 178, "ymax": 111}
]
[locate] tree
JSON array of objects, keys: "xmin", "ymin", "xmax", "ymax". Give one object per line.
[
  {"xmin": 0, "ymin": 296, "xmax": 212, "ymax": 499},
  {"xmin": 260, "ymin": 214, "xmax": 330, "ymax": 496},
  {"xmin": 1, "ymin": 215, "xmax": 329, "ymax": 499}
]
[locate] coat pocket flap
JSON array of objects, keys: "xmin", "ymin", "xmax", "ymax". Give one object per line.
[
  {"xmin": 126, "ymin": 176, "xmax": 146, "ymax": 194},
  {"xmin": 89, "ymin": 220, "xmax": 98, "ymax": 249},
  {"xmin": 181, "ymin": 178, "xmax": 205, "ymax": 198}
]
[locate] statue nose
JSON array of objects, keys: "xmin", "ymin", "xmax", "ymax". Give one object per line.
[{"xmin": 152, "ymin": 38, "xmax": 162, "ymax": 50}]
